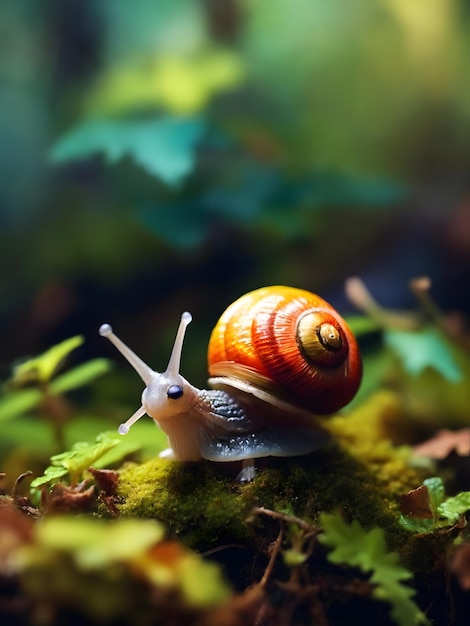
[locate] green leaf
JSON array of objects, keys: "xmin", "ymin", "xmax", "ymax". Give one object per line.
[
  {"xmin": 29, "ymin": 465, "xmax": 69, "ymax": 488},
  {"xmin": 178, "ymin": 554, "xmax": 232, "ymax": 606},
  {"xmin": 0, "ymin": 340, "xmax": 105, "ymax": 423},
  {"xmin": 319, "ymin": 513, "xmax": 429, "ymax": 626},
  {"xmin": 13, "ymin": 336, "xmax": 84, "ymax": 385},
  {"xmin": 36, "ymin": 517, "xmax": 165, "ymax": 568},
  {"xmin": 397, "ymin": 516, "xmax": 436, "ymax": 534},
  {"xmin": 30, "ymin": 432, "xmax": 123, "ymax": 488},
  {"xmin": 87, "ymin": 51, "xmax": 245, "ymax": 116},
  {"xmin": 423, "ymin": 477, "xmax": 445, "ymax": 518},
  {"xmin": 437, "ymin": 491, "xmax": 470, "ymax": 525},
  {"xmin": 0, "ymin": 388, "xmax": 43, "ymax": 421},
  {"xmin": 21, "ymin": 516, "xmax": 231, "ymax": 609},
  {"xmin": 283, "ymin": 549, "xmax": 308, "ymax": 567},
  {"xmin": 50, "ymin": 117, "xmax": 206, "ymax": 186},
  {"xmin": 344, "ymin": 315, "xmax": 382, "ymax": 337},
  {"xmin": 49, "ymin": 358, "xmax": 112, "ymax": 394},
  {"xmin": 66, "ymin": 415, "xmax": 165, "ymax": 459},
  {"xmin": 52, "ymin": 434, "xmax": 121, "ymax": 480},
  {"xmin": 384, "ymin": 328, "xmax": 463, "ymax": 382},
  {"xmin": 319, "ymin": 516, "xmax": 394, "ymax": 573},
  {"xmin": 91, "ymin": 437, "xmax": 142, "ymax": 469}
]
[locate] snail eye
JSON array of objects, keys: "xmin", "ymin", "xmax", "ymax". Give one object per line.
[{"xmin": 167, "ymin": 385, "xmax": 183, "ymax": 400}]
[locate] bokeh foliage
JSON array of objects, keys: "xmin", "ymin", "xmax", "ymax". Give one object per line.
[
  {"xmin": 2, "ymin": 0, "xmax": 470, "ymax": 347},
  {"xmin": 0, "ymin": 0, "xmax": 469, "ymax": 444}
]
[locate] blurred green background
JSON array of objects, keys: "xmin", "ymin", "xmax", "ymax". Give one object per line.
[{"xmin": 1, "ymin": 0, "xmax": 470, "ymax": 390}]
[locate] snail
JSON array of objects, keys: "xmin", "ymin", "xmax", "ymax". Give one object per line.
[{"xmin": 99, "ymin": 286, "xmax": 362, "ymax": 464}]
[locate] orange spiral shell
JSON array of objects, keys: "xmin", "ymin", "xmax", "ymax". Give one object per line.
[{"xmin": 207, "ymin": 286, "xmax": 362, "ymax": 414}]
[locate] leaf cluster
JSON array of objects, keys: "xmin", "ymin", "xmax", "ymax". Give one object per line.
[
  {"xmin": 400, "ymin": 477, "xmax": 470, "ymax": 533},
  {"xmin": 0, "ymin": 335, "xmax": 111, "ymax": 423},
  {"xmin": 319, "ymin": 513, "xmax": 429, "ymax": 626},
  {"xmin": 51, "ymin": 117, "xmax": 206, "ymax": 188},
  {"xmin": 384, "ymin": 329, "xmax": 463, "ymax": 383},
  {"xmin": 29, "ymin": 432, "xmax": 140, "ymax": 490}
]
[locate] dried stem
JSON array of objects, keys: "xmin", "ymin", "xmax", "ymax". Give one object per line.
[
  {"xmin": 12, "ymin": 471, "xmax": 33, "ymax": 499},
  {"xmin": 409, "ymin": 277, "xmax": 470, "ymax": 352},
  {"xmin": 409, "ymin": 276, "xmax": 442, "ymax": 323},
  {"xmin": 345, "ymin": 276, "xmax": 421, "ymax": 330},
  {"xmin": 258, "ymin": 526, "xmax": 284, "ymax": 588},
  {"xmin": 40, "ymin": 388, "xmax": 72, "ymax": 451},
  {"xmin": 251, "ymin": 506, "xmax": 317, "ymax": 535}
]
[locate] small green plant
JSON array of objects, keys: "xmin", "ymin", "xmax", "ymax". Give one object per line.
[
  {"xmin": 399, "ymin": 476, "xmax": 470, "ymax": 533},
  {"xmin": 30, "ymin": 432, "xmax": 140, "ymax": 491},
  {"xmin": 0, "ymin": 335, "xmax": 111, "ymax": 448},
  {"xmin": 319, "ymin": 512, "xmax": 429, "ymax": 626}
]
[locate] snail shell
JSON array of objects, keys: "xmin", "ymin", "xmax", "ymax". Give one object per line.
[{"xmin": 208, "ymin": 286, "xmax": 362, "ymax": 415}]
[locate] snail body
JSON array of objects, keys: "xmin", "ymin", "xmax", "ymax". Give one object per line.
[{"xmin": 99, "ymin": 286, "xmax": 362, "ymax": 463}]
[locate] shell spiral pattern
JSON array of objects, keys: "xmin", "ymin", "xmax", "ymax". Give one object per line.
[{"xmin": 208, "ymin": 286, "xmax": 362, "ymax": 414}]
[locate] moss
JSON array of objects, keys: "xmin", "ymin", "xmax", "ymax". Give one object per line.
[
  {"xmin": 327, "ymin": 390, "xmax": 425, "ymax": 499},
  {"xmin": 115, "ymin": 390, "xmax": 452, "ymax": 576},
  {"xmin": 117, "ymin": 444, "xmax": 418, "ymax": 552},
  {"xmin": 117, "ymin": 460, "xmax": 250, "ymax": 549}
]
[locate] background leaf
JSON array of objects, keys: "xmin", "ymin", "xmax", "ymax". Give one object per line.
[
  {"xmin": 0, "ymin": 388, "xmax": 43, "ymax": 422},
  {"xmin": 36, "ymin": 517, "xmax": 165, "ymax": 568},
  {"xmin": 384, "ymin": 328, "xmax": 463, "ymax": 382},
  {"xmin": 50, "ymin": 117, "xmax": 206, "ymax": 186},
  {"xmin": 13, "ymin": 336, "xmax": 84, "ymax": 385},
  {"xmin": 87, "ymin": 51, "xmax": 245, "ymax": 116},
  {"xmin": 50, "ymin": 358, "xmax": 112, "ymax": 394}
]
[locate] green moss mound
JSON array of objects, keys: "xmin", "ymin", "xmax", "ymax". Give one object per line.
[
  {"xmin": 117, "ymin": 445, "xmax": 415, "ymax": 541},
  {"xmin": 115, "ymin": 391, "xmax": 448, "ymax": 578},
  {"xmin": 116, "ymin": 459, "xmax": 249, "ymax": 549}
]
